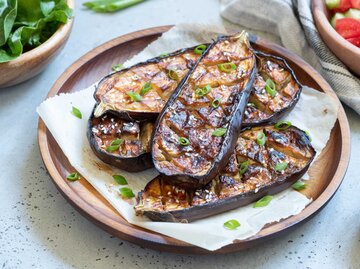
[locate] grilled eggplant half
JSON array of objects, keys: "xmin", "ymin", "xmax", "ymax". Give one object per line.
[
  {"xmin": 244, "ymin": 51, "xmax": 302, "ymax": 126},
  {"xmin": 93, "ymin": 46, "xmax": 202, "ymax": 121},
  {"xmin": 87, "ymin": 106, "xmax": 154, "ymax": 172},
  {"xmin": 135, "ymin": 124, "xmax": 315, "ymax": 222},
  {"xmin": 152, "ymin": 32, "xmax": 256, "ymax": 188}
]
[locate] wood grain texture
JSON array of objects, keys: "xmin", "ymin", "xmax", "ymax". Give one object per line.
[
  {"xmin": 38, "ymin": 26, "xmax": 351, "ymax": 254},
  {"xmin": 312, "ymin": 0, "xmax": 360, "ymax": 76},
  {"xmin": 0, "ymin": 0, "xmax": 75, "ymax": 88}
]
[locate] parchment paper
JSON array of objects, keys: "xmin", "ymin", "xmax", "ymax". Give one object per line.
[{"xmin": 37, "ymin": 24, "xmax": 338, "ymax": 251}]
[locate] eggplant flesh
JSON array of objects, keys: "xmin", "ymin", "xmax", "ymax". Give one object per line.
[
  {"xmin": 135, "ymin": 125, "xmax": 316, "ymax": 222},
  {"xmin": 93, "ymin": 46, "xmax": 201, "ymax": 121},
  {"xmin": 244, "ymin": 51, "xmax": 302, "ymax": 126},
  {"xmin": 152, "ymin": 32, "xmax": 256, "ymax": 189},
  {"xmin": 87, "ymin": 107, "xmax": 154, "ymax": 172}
]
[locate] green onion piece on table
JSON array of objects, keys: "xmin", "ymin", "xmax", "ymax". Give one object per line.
[
  {"xmin": 83, "ymin": 0, "xmax": 145, "ymax": 13},
  {"xmin": 292, "ymin": 181, "xmax": 307, "ymax": 190},
  {"xmin": 119, "ymin": 187, "xmax": 135, "ymax": 198},
  {"xmin": 112, "ymin": 63, "xmax": 124, "ymax": 71},
  {"xmin": 71, "ymin": 106, "xmax": 82, "ymax": 119}
]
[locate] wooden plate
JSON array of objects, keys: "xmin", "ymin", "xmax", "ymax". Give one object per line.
[{"xmin": 38, "ymin": 26, "xmax": 350, "ymax": 254}]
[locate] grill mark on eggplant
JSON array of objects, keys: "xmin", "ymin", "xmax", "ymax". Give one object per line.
[
  {"xmin": 152, "ymin": 32, "xmax": 256, "ymax": 188},
  {"xmin": 135, "ymin": 125, "xmax": 316, "ymax": 222},
  {"xmin": 87, "ymin": 106, "xmax": 154, "ymax": 172}
]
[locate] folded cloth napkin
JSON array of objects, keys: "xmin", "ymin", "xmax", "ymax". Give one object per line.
[{"xmin": 220, "ymin": 0, "xmax": 360, "ymax": 114}]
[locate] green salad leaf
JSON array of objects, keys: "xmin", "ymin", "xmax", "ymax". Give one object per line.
[
  {"xmin": 0, "ymin": 0, "xmax": 72, "ymax": 63},
  {"xmin": 83, "ymin": 0, "xmax": 145, "ymax": 13}
]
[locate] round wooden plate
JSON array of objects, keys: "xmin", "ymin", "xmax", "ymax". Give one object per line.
[{"xmin": 38, "ymin": 26, "xmax": 350, "ymax": 254}]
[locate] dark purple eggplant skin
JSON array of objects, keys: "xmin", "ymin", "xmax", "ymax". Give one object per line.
[
  {"xmin": 243, "ymin": 50, "xmax": 303, "ymax": 128},
  {"xmin": 151, "ymin": 33, "xmax": 257, "ymax": 189},
  {"xmin": 93, "ymin": 45, "xmax": 201, "ymax": 122},
  {"xmin": 87, "ymin": 106, "xmax": 154, "ymax": 172},
  {"xmin": 137, "ymin": 125, "xmax": 316, "ymax": 222}
]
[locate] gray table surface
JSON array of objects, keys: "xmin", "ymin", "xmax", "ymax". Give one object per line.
[{"xmin": 1, "ymin": 0, "xmax": 359, "ymax": 268}]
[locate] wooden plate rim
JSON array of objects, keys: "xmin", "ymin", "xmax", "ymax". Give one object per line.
[{"xmin": 38, "ymin": 25, "xmax": 350, "ymax": 253}]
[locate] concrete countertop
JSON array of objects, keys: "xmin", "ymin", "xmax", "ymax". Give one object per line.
[{"xmin": 0, "ymin": 0, "xmax": 359, "ymax": 268}]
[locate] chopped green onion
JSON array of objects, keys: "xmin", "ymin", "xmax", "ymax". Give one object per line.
[
  {"xmin": 212, "ymin": 98, "xmax": 221, "ymax": 108},
  {"xmin": 256, "ymin": 131, "xmax": 266, "ymax": 146},
  {"xmin": 159, "ymin": 52, "xmax": 168, "ymax": 58},
  {"xmin": 140, "ymin": 82, "xmax": 152, "ymax": 96},
  {"xmin": 292, "ymin": 180, "xmax": 307, "ymax": 190},
  {"xmin": 194, "ymin": 44, "xmax": 207, "ymax": 55},
  {"xmin": 265, "ymin": 79, "xmax": 277, "ymax": 97},
  {"xmin": 253, "ymin": 195, "xmax": 273, "ymax": 208},
  {"xmin": 223, "ymin": 219, "xmax": 240, "ymax": 230},
  {"xmin": 67, "ymin": 172, "xmax": 79, "ymax": 182},
  {"xmin": 71, "ymin": 106, "xmax": 82, "ymax": 119},
  {"xmin": 217, "ymin": 62, "xmax": 236, "ymax": 73},
  {"xmin": 247, "ymin": 102, "xmax": 256, "ymax": 107},
  {"xmin": 178, "ymin": 137, "xmax": 190, "ymax": 146},
  {"xmin": 275, "ymin": 162, "xmax": 288, "ymax": 171},
  {"xmin": 275, "ymin": 120, "xmax": 292, "ymax": 130},
  {"xmin": 195, "ymin": 85, "xmax": 212, "ymax": 97},
  {"xmin": 168, "ymin": 68, "xmax": 179, "ymax": 81},
  {"xmin": 239, "ymin": 160, "xmax": 249, "ymax": 175},
  {"xmin": 112, "ymin": 63, "xmax": 124, "ymax": 71},
  {"xmin": 212, "ymin": 128, "xmax": 227, "ymax": 137},
  {"xmin": 113, "ymin": 175, "xmax": 127, "ymax": 185},
  {"xmin": 304, "ymin": 130, "xmax": 312, "ymax": 142},
  {"xmin": 106, "ymin": 138, "xmax": 124, "ymax": 152},
  {"xmin": 127, "ymin": 91, "xmax": 142, "ymax": 102},
  {"xmin": 119, "ymin": 187, "xmax": 135, "ymax": 198}
]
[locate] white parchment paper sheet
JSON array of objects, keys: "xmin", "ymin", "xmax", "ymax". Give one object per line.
[{"xmin": 37, "ymin": 24, "xmax": 338, "ymax": 251}]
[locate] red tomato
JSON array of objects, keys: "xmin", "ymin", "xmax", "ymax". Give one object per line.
[
  {"xmin": 350, "ymin": 0, "xmax": 360, "ymax": 9},
  {"xmin": 347, "ymin": 36, "xmax": 360, "ymax": 46},
  {"xmin": 333, "ymin": 0, "xmax": 352, "ymax": 12},
  {"xmin": 335, "ymin": 18, "xmax": 360, "ymax": 38}
]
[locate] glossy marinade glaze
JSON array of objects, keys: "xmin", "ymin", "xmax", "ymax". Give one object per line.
[
  {"xmin": 152, "ymin": 32, "xmax": 256, "ymax": 188},
  {"xmin": 135, "ymin": 125, "xmax": 316, "ymax": 222},
  {"xmin": 93, "ymin": 46, "xmax": 201, "ymax": 121}
]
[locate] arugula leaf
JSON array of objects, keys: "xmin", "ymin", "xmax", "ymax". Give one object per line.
[
  {"xmin": 83, "ymin": 0, "xmax": 145, "ymax": 13},
  {"xmin": 0, "ymin": 0, "xmax": 72, "ymax": 63},
  {"xmin": 0, "ymin": 0, "xmax": 17, "ymax": 46}
]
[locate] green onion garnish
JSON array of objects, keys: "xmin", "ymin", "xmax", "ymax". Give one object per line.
[
  {"xmin": 274, "ymin": 120, "xmax": 292, "ymax": 130},
  {"xmin": 67, "ymin": 172, "xmax": 79, "ymax": 182},
  {"xmin": 119, "ymin": 187, "xmax": 135, "ymax": 198},
  {"xmin": 256, "ymin": 131, "xmax": 266, "ymax": 146},
  {"xmin": 113, "ymin": 175, "xmax": 127, "ymax": 185},
  {"xmin": 247, "ymin": 102, "xmax": 256, "ymax": 107},
  {"xmin": 217, "ymin": 62, "xmax": 236, "ymax": 73},
  {"xmin": 140, "ymin": 82, "xmax": 152, "ymax": 96},
  {"xmin": 159, "ymin": 52, "xmax": 168, "ymax": 58},
  {"xmin": 212, "ymin": 128, "xmax": 227, "ymax": 137},
  {"xmin": 212, "ymin": 98, "xmax": 221, "ymax": 108},
  {"xmin": 71, "ymin": 106, "xmax": 82, "ymax": 119},
  {"xmin": 195, "ymin": 85, "xmax": 212, "ymax": 97},
  {"xmin": 168, "ymin": 68, "xmax": 179, "ymax": 81},
  {"xmin": 304, "ymin": 130, "xmax": 312, "ymax": 142},
  {"xmin": 292, "ymin": 180, "xmax": 307, "ymax": 190},
  {"xmin": 106, "ymin": 138, "xmax": 124, "ymax": 152},
  {"xmin": 194, "ymin": 44, "xmax": 207, "ymax": 55},
  {"xmin": 127, "ymin": 91, "xmax": 142, "ymax": 102},
  {"xmin": 239, "ymin": 160, "xmax": 249, "ymax": 175},
  {"xmin": 178, "ymin": 137, "xmax": 190, "ymax": 146},
  {"xmin": 253, "ymin": 195, "xmax": 273, "ymax": 208},
  {"xmin": 275, "ymin": 162, "xmax": 288, "ymax": 171},
  {"xmin": 112, "ymin": 64, "xmax": 124, "ymax": 71},
  {"xmin": 265, "ymin": 79, "xmax": 277, "ymax": 97},
  {"xmin": 223, "ymin": 219, "xmax": 240, "ymax": 230}
]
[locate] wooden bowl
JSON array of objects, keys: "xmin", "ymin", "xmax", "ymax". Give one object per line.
[
  {"xmin": 38, "ymin": 26, "xmax": 350, "ymax": 254},
  {"xmin": 312, "ymin": 0, "xmax": 360, "ymax": 76},
  {"xmin": 0, "ymin": 0, "xmax": 75, "ymax": 88}
]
